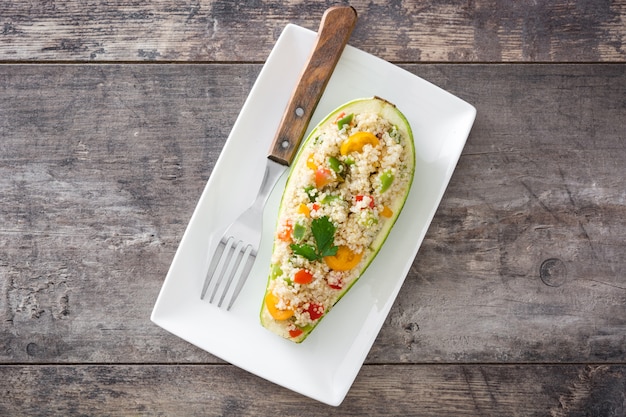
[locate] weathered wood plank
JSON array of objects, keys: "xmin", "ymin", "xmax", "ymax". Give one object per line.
[
  {"xmin": 0, "ymin": 64, "xmax": 256, "ymax": 363},
  {"xmin": 1, "ymin": 64, "xmax": 625, "ymax": 365},
  {"xmin": 370, "ymin": 64, "xmax": 626, "ymax": 363},
  {"xmin": 0, "ymin": 364, "xmax": 624, "ymax": 415},
  {"xmin": 0, "ymin": 0, "xmax": 625, "ymax": 62}
]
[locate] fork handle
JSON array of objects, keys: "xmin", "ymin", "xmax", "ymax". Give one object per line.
[{"xmin": 268, "ymin": 6, "xmax": 358, "ymax": 166}]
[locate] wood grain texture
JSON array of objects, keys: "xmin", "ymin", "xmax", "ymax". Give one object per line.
[
  {"xmin": 1, "ymin": 0, "xmax": 625, "ymax": 63},
  {"xmin": 0, "ymin": 364, "xmax": 624, "ymax": 416},
  {"xmin": 2, "ymin": 1, "xmax": 625, "ymax": 413},
  {"xmin": 1, "ymin": 64, "xmax": 624, "ymax": 368},
  {"xmin": 371, "ymin": 63, "xmax": 626, "ymax": 363},
  {"xmin": 0, "ymin": 64, "xmax": 257, "ymax": 363}
]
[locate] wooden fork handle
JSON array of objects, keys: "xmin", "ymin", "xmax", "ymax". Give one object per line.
[{"xmin": 268, "ymin": 6, "xmax": 358, "ymax": 166}]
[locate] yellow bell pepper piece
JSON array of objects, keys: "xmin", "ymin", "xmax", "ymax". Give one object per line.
[
  {"xmin": 265, "ymin": 292, "xmax": 294, "ymax": 321},
  {"xmin": 340, "ymin": 132, "xmax": 380, "ymax": 155},
  {"xmin": 380, "ymin": 206, "xmax": 393, "ymax": 218},
  {"xmin": 306, "ymin": 154, "xmax": 318, "ymax": 170},
  {"xmin": 298, "ymin": 203, "xmax": 310, "ymax": 217},
  {"xmin": 324, "ymin": 245, "xmax": 363, "ymax": 271}
]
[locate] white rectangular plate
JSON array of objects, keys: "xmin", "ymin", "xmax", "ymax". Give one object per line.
[{"xmin": 152, "ymin": 24, "xmax": 476, "ymax": 406}]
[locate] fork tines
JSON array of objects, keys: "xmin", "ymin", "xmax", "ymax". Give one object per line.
[{"xmin": 201, "ymin": 236, "xmax": 256, "ymax": 310}]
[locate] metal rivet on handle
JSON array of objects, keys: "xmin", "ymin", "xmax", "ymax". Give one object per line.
[{"xmin": 295, "ymin": 107, "xmax": 304, "ymax": 117}]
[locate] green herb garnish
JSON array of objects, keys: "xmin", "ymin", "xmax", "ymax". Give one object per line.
[
  {"xmin": 304, "ymin": 185, "xmax": 317, "ymax": 202},
  {"xmin": 293, "ymin": 222, "xmax": 306, "ymax": 241},
  {"xmin": 290, "ymin": 216, "xmax": 339, "ymax": 261},
  {"xmin": 337, "ymin": 113, "xmax": 353, "ymax": 130}
]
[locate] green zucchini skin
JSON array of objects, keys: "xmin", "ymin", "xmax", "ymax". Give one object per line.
[{"xmin": 260, "ymin": 97, "xmax": 415, "ymax": 343}]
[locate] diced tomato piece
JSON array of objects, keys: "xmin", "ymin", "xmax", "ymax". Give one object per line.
[
  {"xmin": 312, "ymin": 202, "xmax": 321, "ymax": 211},
  {"xmin": 314, "ymin": 168, "xmax": 333, "ymax": 188},
  {"xmin": 293, "ymin": 269, "xmax": 313, "ymax": 285},
  {"xmin": 355, "ymin": 195, "xmax": 375, "ymax": 209},
  {"xmin": 328, "ymin": 282, "xmax": 343, "ymax": 290},
  {"xmin": 276, "ymin": 219, "xmax": 293, "ymax": 242},
  {"xmin": 306, "ymin": 303, "xmax": 324, "ymax": 321},
  {"xmin": 289, "ymin": 328, "xmax": 303, "ymax": 338}
]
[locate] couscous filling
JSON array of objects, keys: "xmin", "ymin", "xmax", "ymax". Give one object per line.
[{"xmin": 262, "ymin": 100, "xmax": 413, "ymax": 342}]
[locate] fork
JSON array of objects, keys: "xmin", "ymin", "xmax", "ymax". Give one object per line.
[{"xmin": 200, "ymin": 6, "xmax": 358, "ymax": 310}]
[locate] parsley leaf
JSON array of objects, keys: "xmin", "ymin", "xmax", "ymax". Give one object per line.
[
  {"xmin": 312, "ymin": 216, "xmax": 338, "ymax": 257},
  {"xmin": 289, "ymin": 216, "xmax": 338, "ymax": 261},
  {"xmin": 289, "ymin": 243, "xmax": 319, "ymax": 261},
  {"xmin": 320, "ymin": 245, "xmax": 339, "ymax": 258}
]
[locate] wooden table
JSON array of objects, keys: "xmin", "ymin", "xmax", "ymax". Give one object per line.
[{"xmin": 1, "ymin": 1, "xmax": 625, "ymax": 415}]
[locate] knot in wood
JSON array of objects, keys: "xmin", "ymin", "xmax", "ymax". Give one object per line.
[{"xmin": 539, "ymin": 258, "xmax": 567, "ymax": 287}]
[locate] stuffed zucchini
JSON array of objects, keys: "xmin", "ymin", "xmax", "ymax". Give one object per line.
[{"xmin": 260, "ymin": 97, "xmax": 415, "ymax": 342}]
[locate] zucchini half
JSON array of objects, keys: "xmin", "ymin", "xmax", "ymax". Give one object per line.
[{"xmin": 260, "ymin": 97, "xmax": 415, "ymax": 342}]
